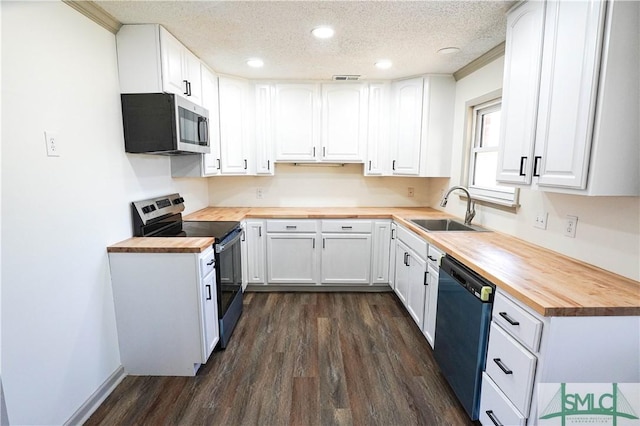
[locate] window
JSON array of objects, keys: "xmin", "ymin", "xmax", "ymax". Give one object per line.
[{"xmin": 467, "ymin": 99, "xmax": 518, "ymax": 206}]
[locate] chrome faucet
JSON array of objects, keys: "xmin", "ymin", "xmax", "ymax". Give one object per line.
[{"xmin": 440, "ymin": 186, "xmax": 476, "ymax": 225}]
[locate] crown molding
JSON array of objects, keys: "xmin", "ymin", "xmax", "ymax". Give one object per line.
[
  {"xmin": 63, "ymin": 0, "xmax": 121, "ymax": 34},
  {"xmin": 453, "ymin": 42, "xmax": 505, "ymax": 81}
]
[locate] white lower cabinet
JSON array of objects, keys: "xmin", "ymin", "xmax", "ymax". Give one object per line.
[
  {"xmin": 393, "ymin": 224, "xmax": 428, "ymax": 328},
  {"xmin": 480, "ymin": 373, "xmax": 526, "ymax": 426},
  {"xmin": 266, "ymin": 233, "xmax": 318, "ymax": 284},
  {"xmin": 423, "ymin": 243, "xmax": 443, "ymax": 348},
  {"xmin": 371, "ymin": 220, "xmax": 391, "ymax": 284},
  {"xmin": 320, "ymin": 234, "xmax": 371, "ymax": 284},
  {"xmin": 108, "ymin": 247, "xmax": 219, "ymax": 376},
  {"xmin": 258, "ymin": 219, "xmax": 389, "ymax": 287},
  {"xmin": 245, "ymin": 220, "xmax": 266, "ymax": 285},
  {"xmin": 481, "ymin": 289, "xmax": 542, "ymax": 423}
]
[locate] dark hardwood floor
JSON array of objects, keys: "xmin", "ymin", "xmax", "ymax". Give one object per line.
[{"xmin": 87, "ymin": 292, "xmax": 475, "ymax": 426}]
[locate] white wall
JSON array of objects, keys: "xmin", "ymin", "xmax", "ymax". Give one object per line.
[
  {"xmin": 436, "ymin": 57, "xmax": 640, "ymax": 281},
  {"xmin": 1, "ymin": 2, "xmax": 208, "ymax": 424},
  {"xmin": 208, "ymin": 163, "xmax": 432, "ymax": 207}
]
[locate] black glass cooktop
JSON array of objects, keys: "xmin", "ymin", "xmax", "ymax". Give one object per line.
[{"xmin": 180, "ymin": 221, "xmax": 241, "ymax": 241}]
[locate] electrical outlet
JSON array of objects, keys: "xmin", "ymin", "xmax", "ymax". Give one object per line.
[
  {"xmin": 408, "ymin": 187, "xmax": 415, "ymax": 197},
  {"xmin": 564, "ymin": 215, "xmax": 578, "ymax": 238},
  {"xmin": 44, "ymin": 131, "xmax": 60, "ymax": 157},
  {"xmin": 256, "ymin": 188, "xmax": 263, "ymax": 199},
  {"xmin": 534, "ymin": 212, "xmax": 548, "ymax": 230}
]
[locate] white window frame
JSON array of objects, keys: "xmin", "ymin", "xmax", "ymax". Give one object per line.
[{"xmin": 466, "ymin": 98, "xmax": 519, "ymax": 208}]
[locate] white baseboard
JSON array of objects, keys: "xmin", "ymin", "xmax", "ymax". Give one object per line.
[{"xmin": 64, "ymin": 366, "xmax": 126, "ymax": 426}]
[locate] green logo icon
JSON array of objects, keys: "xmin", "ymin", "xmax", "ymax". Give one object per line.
[{"xmin": 540, "ymin": 383, "xmax": 639, "ymax": 425}]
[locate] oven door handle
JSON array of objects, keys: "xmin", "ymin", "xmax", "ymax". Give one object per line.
[{"xmin": 215, "ymin": 230, "xmax": 243, "ymax": 254}]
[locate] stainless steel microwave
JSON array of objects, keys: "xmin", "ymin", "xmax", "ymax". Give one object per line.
[{"xmin": 121, "ymin": 93, "xmax": 210, "ymax": 155}]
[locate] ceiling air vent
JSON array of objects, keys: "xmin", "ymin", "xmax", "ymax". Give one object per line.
[{"xmin": 332, "ymin": 75, "xmax": 361, "ymax": 81}]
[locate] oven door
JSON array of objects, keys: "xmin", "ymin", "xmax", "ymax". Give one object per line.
[{"xmin": 215, "ymin": 227, "xmax": 243, "ymax": 316}]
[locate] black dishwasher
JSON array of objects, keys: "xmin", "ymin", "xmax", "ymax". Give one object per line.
[{"xmin": 433, "ymin": 255, "xmax": 495, "ymax": 420}]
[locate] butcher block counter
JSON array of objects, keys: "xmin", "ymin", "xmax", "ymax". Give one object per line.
[{"xmin": 181, "ymin": 207, "xmax": 640, "ymax": 317}]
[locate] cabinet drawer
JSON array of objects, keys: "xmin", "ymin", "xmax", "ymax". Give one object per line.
[
  {"xmin": 427, "ymin": 244, "xmax": 444, "ymax": 269},
  {"xmin": 479, "ymin": 373, "xmax": 526, "ymax": 426},
  {"xmin": 266, "ymin": 220, "xmax": 317, "ymax": 233},
  {"xmin": 485, "ymin": 323, "xmax": 537, "ymax": 416},
  {"xmin": 321, "ymin": 220, "xmax": 372, "ymax": 233},
  {"xmin": 493, "ymin": 291, "xmax": 543, "ymax": 352},
  {"xmin": 199, "ymin": 249, "xmax": 215, "ymax": 277},
  {"xmin": 396, "ymin": 225, "xmax": 427, "ymax": 260}
]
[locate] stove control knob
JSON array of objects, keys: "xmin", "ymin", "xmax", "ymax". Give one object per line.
[
  {"xmin": 173, "ymin": 197, "xmax": 184, "ymax": 205},
  {"xmin": 142, "ymin": 206, "xmax": 151, "ymax": 214}
]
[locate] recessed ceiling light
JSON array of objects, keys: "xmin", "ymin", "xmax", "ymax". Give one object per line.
[
  {"xmin": 437, "ymin": 47, "xmax": 461, "ymax": 55},
  {"xmin": 311, "ymin": 26, "xmax": 334, "ymax": 39},
  {"xmin": 246, "ymin": 58, "xmax": 264, "ymax": 68},
  {"xmin": 375, "ymin": 60, "xmax": 393, "ymax": 70}
]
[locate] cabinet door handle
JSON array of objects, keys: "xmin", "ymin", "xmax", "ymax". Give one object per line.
[
  {"xmin": 322, "ymin": 238, "xmax": 326, "ymax": 249},
  {"xmin": 241, "ymin": 230, "xmax": 245, "ymax": 242},
  {"xmin": 312, "ymin": 239, "xmax": 315, "ymax": 249},
  {"xmin": 368, "ymin": 160, "xmax": 372, "ymax": 171},
  {"xmin": 258, "ymin": 226, "xmax": 262, "ymax": 237},
  {"xmin": 424, "ymin": 271, "xmax": 428, "ymax": 285},
  {"xmin": 205, "ymin": 284, "xmax": 212, "ymax": 300},
  {"xmin": 244, "ymin": 159, "xmax": 248, "ymax": 170},
  {"xmin": 183, "ymin": 80, "xmax": 189, "ymax": 95},
  {"xmin": 267, "ymin": 160, "xmax": 270, "ymax": 171},
  {"xmin": 392, "ymin": 160, "xmax": 396, "ymax": 171},
  {"xmin": 499, "ymin": 311, "xmax": 520, "ymax": 326},
  {"xmin": 391, "ymin": 229, "xmax": 395, "ymax": 240},
  {"xmin": 188, "ymin": 81, "xmax": 192, "ymax": 96},
  {"xmin": 403, "ymin": 252, "xmax": 408, "ymax": 266},
  {"xmin": 485, "ymin": 410, "xmax": 503, "ymax": 426},
  {"xmin": 533, "ymin": 156, "xmax": 542, "ymax": 177},
  {"xmin": 216, "ymin": 158, "xmax": 221, "ymax": 170},
  {"xmin": 313, "ymin": 147, "xmax": 316, "ymax": 157},
  {"xmin": 206, "ymin": 259, "xmax": 215, "ymax": 266},
  {"xmin": 493, "ymin": 358, "xmax": 513, "ymax": 375},
  {"xmin": 323, "ymin": 147, "xmax": 326, "ymax": 157},
  {"xmin": 518, "ymin": 156, "xmax": 527, "ymax": 176}
]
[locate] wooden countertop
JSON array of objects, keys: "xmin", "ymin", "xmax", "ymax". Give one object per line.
[
  {"xmin": 183, "ymin": 207, "xmax": 640, "ymax": 317},
  {"xmin": 107, "ymin": 237, "xmax": 214, "ymax": 253}
]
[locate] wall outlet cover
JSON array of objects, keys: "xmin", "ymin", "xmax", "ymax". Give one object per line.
[
  {"xmin": 534, "ymin": 212, "xmax": 548, "ymax": 230},
  {"xmin": 564, "ymin": 215, "xmax": 578, "ymax": 238},
  {"xmin": 44, "ymin": 131, "xmax": 60, "ymax": 157}
]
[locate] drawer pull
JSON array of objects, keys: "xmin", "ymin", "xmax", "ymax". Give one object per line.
[
  {"xmin": 341, "ymin": 226, "xmax": 353, "ymax": 230},
  {"xmin": 285, "ymin": 225, "xmax": 297, "ymax": 229},
  {"xmin": 485, "ymin": 410, "xmax": 503, "ymax": 426},
  {"xmin": 499, "ymin": 311, "xmax": 520, "ymax": 326},
  {"xmin": 427, "ymin": 255, "xmax": 437, "ymax": 262},
  {"xmin": 493, "ymin": 358, "xmax": 513, "ymax": 375},
  {"xmin": 206, "ymin": 259, "xmax": 215, "ymax": 266}
]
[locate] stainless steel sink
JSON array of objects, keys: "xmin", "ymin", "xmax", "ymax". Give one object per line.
[{"xmin": 408, "ymin": 218, "xmax": 491, "ymax": 232}]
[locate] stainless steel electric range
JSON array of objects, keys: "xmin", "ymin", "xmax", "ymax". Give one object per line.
[{"xmin": 131, "ymin": 193, "xmax": 243, "ymax": 349}]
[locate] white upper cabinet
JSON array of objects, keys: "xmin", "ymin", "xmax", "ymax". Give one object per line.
[
  {"xmin": 390, "ymin": 77, "xmax": 424, "ymax": 175},
  {"xmin": 159, "ymin": 28, "xmax": 203, "ymax": 104},
  {"xmin": 254, "ymin": 83, "xmax": 275, "ymax": 175},
  {"xmin": 365, "ymin": 83, "xmax": 390, "ymax": 176},
  {"xmin": 388, "ymin": 75, "xmax": 454, "ymax": 177},
  {"xmin": 274, "ymin": 84, "xmax": 321, "ymax": 161},
  {"xmin": 219, "ymin": 76, "xmax": 253, "ymax": 175},
  {"xmin": 171, "ymin": 65, "xmax": 221, "ymax": 177},
  {"xmin": 116, "ymin": 24, "xmax": 203, "ymax": 105},
  {"xmin": 497, "ymin": 0, "xmax": 639, "ymax": 195},
  {"xmin": 496, "ymin": 1, "xmax": 546, "ymax": 185},
  {"xmin": 273, "ymin": 83, "xmax": 368, "ymax": 163},
  {"xmin": 321, "ymin": 83, "xmax": 368, "ymax": 162}
]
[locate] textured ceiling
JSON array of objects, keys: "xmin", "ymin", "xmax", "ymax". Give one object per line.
[{"xmin": 95, "ymin": 0, "xmax": 513, "ymax": 80}]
